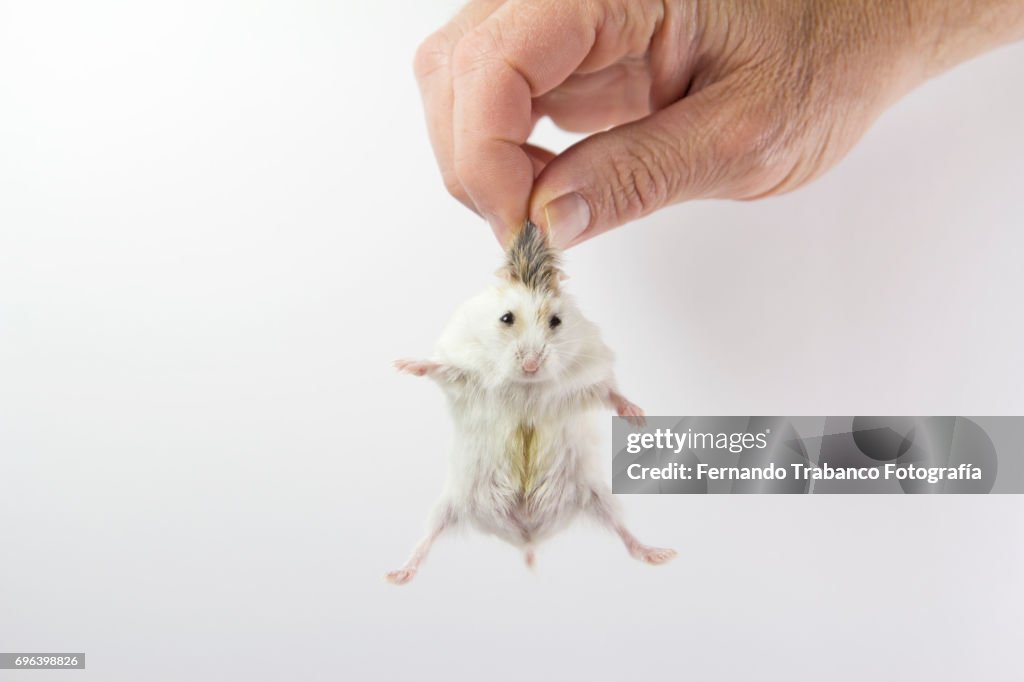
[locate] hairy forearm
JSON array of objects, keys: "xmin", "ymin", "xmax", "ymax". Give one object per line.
[{"xmin": 906, "ymin": 0, "xmax": 1024, "ymax": 79}]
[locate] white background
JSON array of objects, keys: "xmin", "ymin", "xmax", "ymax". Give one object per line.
[{"xmin": 1, "ymin": 2, "xmax": 1022, "ymax": 680}]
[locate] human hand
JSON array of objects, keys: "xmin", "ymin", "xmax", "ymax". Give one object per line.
[{"xmin": 414, "ymin": 0, "xmax": 1024, "ymax": 247}]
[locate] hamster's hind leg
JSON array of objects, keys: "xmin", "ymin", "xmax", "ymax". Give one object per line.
[
  {"xmin": 386, "ymin": 504, "xmax": 458, "ymax": 586},
  {"xmin": 606, "ymin": 389, "xmax": 646, "ymax": 428},
  {"xmin": 586, "ymin": 487, "xmax": 676, "ymax": 565}
]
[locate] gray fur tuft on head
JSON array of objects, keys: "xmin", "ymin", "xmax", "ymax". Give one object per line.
[{"xmin": 505, "ymin": 220, "xmax": 561, "ymax": 294}]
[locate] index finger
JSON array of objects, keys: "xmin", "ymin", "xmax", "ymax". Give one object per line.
[{"xmin": 451, "ymin": 0, "xmax": 598, "ymax": 242}]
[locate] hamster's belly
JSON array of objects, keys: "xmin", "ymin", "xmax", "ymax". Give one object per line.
[{"xmin": 447, "ymin": 412, "xmax": 600, "ymax": 545}]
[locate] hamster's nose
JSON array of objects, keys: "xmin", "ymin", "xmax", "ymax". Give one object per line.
[{"xmin": 521, "ymin": 353, "xmax": 541, "ymax": 374}]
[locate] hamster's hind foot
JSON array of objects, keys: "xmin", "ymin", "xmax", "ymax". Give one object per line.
[
  {"xmin": 633, "ymin": 545, "xmax": 677, "ymax": 565},
  {"xmin": 524, "ymin": 547, "xmax": 536, "ymax": 569},
  {"xmin": 385, "ymin": 567, "xmax": 418, "ymax": 585},
  {"xmin": 609, "ymin": 390, "xmax": 646, "ymax": 428}
]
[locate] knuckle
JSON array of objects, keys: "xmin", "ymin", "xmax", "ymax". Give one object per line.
[
  {"xmin": 451, "ymin": 27, "xmax": 499, "ymax": 78},
  {"xmin": 606, "ymin": 133, "xmax": 679, "ymax": 221},
  {"xmin": 712, "ymin": 109, "xmax": 793, "ymax": 197},
  {"xmin": 441, "ymin": 168, "xmax": 470, "ymax": 204},
  {"xmin": 413, "ymin": 31, "xmax": 454, "ymax": 80},
  {"xmin": 715, "ymin": 114, "xmax": 775, "ymax": 171},
  {"xmin": 443, "ymin": 164, "xmax": 479, "ymax": 212},
  {"xmin": 597, "ymin": 0, "xmax": 663, "ymax": 44}
]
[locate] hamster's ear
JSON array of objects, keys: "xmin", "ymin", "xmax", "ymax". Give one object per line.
[{"xmin": 494, "ymin": 266, "xmax": 516, "ymax": 283}]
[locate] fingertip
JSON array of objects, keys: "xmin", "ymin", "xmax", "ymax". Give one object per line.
[{"xmin": 453, "ymin": 140, "xmax": 534, "ymax": 243}]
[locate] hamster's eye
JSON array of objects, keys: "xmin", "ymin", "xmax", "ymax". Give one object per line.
[
  {"xmin": 500, "ymin": 312, "xmax": 515, "ymax": 326},
  {"xmin": 549, "ymin": 315, "xmax": 562, "ymax": 329}
]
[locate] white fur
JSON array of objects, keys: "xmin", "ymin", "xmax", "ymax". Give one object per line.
[
  {"xmin": 433, "ymin": 283, "xmax": 616, "ymax": 547},
  {"xmin": 386, "ymin": 278, "xmax": 675, "ymax": 585}
]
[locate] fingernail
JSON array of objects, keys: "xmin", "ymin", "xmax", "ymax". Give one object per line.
[{"xmin": 543, "ymin": 193, "xmax": 590, "ymax": 248}]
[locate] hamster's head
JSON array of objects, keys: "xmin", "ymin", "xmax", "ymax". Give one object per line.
[
  {"xmin": 449, "ymin": 221, "xmax": 598, "ymax": 385},
  {"xmin": 470, "ymin": 279, "xmax": 592, "ymax": 384}
]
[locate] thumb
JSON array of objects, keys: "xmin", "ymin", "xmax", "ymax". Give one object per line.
[{"xmin": 530, "ymin": 84, "xmax": 765, "ymax": 247}]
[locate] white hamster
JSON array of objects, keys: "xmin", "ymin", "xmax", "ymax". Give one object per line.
[{"xmin": 387, "ymin": 221, "xmax": 675, "ymax": 585}]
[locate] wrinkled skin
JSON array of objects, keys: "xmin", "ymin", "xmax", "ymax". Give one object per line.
[{"xmin": 413, "ymin": 0, "xmax": 1024, "ymax": 246}]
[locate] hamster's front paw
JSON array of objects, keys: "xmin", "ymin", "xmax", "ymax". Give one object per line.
[{"xmin": 393, "ymin": 359, "xmax": 438, "ymax": 377}]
